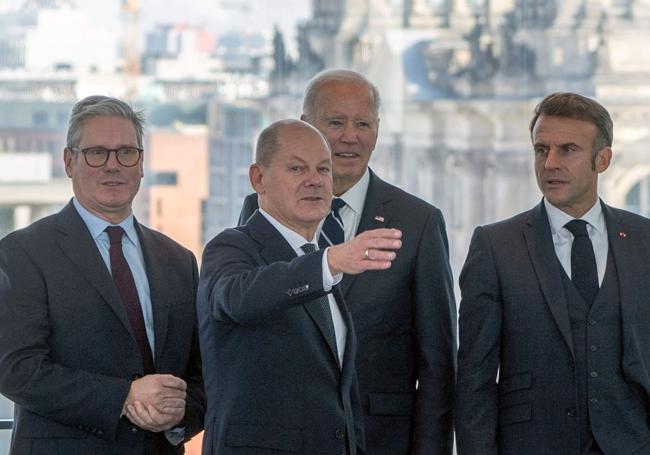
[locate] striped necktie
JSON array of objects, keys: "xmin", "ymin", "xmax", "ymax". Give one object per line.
[{"xmin": 319, "ymin": 198, "xmax": 346, "ymax": 249}]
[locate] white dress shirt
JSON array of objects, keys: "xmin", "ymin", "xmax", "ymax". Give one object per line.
[
  {"xmin": 333, "ymin": 168, "xmax": 370, "ymax": 241},
  {"xmin": 545, "ymin": 198, "xmax": 608, "ymax": 286},
  {"xmin": 73, "ymin": 197, "xmax": 155, "ymax": 354},
  {"xmin": 259, "ymin": 208, "xmax": 347, "ymax": 365}
]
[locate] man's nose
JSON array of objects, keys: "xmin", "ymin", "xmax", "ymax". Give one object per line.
[
  {"xmin": 545, "ymin": 148, "xmax": 561, "ymax": 169},
  {"xmin": 304, "ymin": 168, "xmax": 323, "ymax": 186},
  {"xmin": 340, "ymin": 122, "xmax": 358, "ymax": 143},
  {"xmin": 103, "ymin": 150, "xmax": 121, "ymax": 169}
]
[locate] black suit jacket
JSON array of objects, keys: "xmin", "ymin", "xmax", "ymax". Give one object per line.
[
  {"xmin": 197, "ymin": 212, "xmax": 365, "ymax": 454},
  {"xmin": 0, "ymin": 201, "xmax": 205, "ymax": 455},
  {"xmin": 456, "ymin": 200, "xmax": 650, "ymax": 454},
  {"xmin": 238, "ymin": 169, "xmax": 457, "ymax": 454}
]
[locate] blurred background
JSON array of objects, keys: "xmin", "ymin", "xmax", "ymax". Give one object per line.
[{"xmin": 2, "ymin": 0, "xmax": 650, "ymax": 452}]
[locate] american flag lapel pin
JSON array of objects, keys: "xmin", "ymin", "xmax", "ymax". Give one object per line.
[{"xmin": 374, "ymin": 215, "xmax": 385, "ymax": 223}]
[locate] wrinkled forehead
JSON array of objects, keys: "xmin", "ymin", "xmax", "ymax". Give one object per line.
[{"xmin": 316, "ymin": 81, "xmax": 377, "ymax": 117}]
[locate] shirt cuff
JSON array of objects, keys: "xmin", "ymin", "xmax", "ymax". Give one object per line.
[
  {"xmin": 323, "ymin": 247, "xmax": 343, "ymax": 291},
  {"xmin": 165, "ymin": 426, "xmax": 185, "ymax": 446}
]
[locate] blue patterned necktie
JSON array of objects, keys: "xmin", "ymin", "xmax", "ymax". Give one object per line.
[
  {"xmin": 319, "ymin": 198, "xmax": 346, "ymax": 249},
  {"xmin": 564, "ymin": 219, "xmax": 599, "ymax": 306}
]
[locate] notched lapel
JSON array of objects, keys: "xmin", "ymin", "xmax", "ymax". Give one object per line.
[
  {"xmin": 137, "ymin": 222, "xmax": 171, "ymax": 364},
  {"xmin": 340, "ymin": 171, "xmax": 393, "ymax": 298},
  {"xmin": 603, "ymin": 204, "xmax": 640, "ymax": 330},
  {"xmin": 54, "ymin": 203, "xmax": 135, "ymax": 339},
  {"xmin": 334, "ymin": 287, "xmax": 356, "ymax": 388},
  {"xmin": 524, "ymin": 202, "xmax": 574, "ymax": 358}
]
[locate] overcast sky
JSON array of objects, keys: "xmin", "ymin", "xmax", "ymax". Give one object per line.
[{"xmin": 3, "ymin": 0, "xmax": 311, "ymax": 53}]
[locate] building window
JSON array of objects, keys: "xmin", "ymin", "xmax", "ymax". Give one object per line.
[
  {"xmin": 33, "ymin": 111, "xmax": 48, "ymax": 127},
  {"xmin": 625, "ymin": 176, "xmax": 650, "ymax": 217},
  {"xmin": 149, "ymin": 171, "xmax": 178, "ymax": 186}
]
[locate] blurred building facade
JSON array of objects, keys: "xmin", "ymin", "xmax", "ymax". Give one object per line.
[
  {"xmin": 146, "ymin": 124, "xmax": 209, "ymax": 260},
  {"xmin": 3, "ymin": 1, "xmax": 650, "ymax": 451},
  {"xmin": 267, "ymin": 0, "xmax": 650, "ymax": 271}
]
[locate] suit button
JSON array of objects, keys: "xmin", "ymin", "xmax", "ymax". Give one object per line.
[
  {"xmin": 588, "ymin": 318, "xmax": 597, "ymax": 326},
  {"xmin": 590, "ymin": 398, "xmax": 599, "ymax": 404},
  {"xmin": 131, "ymin": 426, "xmax": 138, "ymax": 434},
  {"xmin": 568, "ymin": 362, "xmax": 575, "ymax": 371},
  {"xmin": 590, "ymin": 371, "xmax": 598, "ymax": 378},
  {"xmin": 590, "ymin": 345, "xmax": 598, "ymax": 352},
  {"xmin": 97, "ymin": 430, "xmax": 103, "ymax": 436},
  {"xmin": 335, "ymin": 428, "xmax": 345, "ymax": 440},
  {"xmin": 567, "ymin": 408, "xmax": 576, "ymax": 417}
]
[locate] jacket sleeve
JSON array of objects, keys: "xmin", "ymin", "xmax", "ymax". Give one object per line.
[
  {"xmin": 179, "ymin": 253, "xmax": 206, "ymax": 440},
  {"xmin": 198, "ymin": 229, "xmax": 329, "ymax": 325},
  {"xmin": 411, "ymin": 208, "xmax": 457, "ymax": 455},
  {"xmin": 455, "ymin": 226, "xmax": 501, "ymax": 455}
]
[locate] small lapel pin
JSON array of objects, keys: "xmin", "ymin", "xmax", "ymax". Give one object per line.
[
  {"xmin": 374, "ymin": 215, "xmax": 385, "ymax": 223},
  {"xmin": 619, "ymin": 231, "xmax": 627, "ymax": 238}
]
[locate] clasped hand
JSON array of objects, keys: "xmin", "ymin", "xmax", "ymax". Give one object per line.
[{"xmin": 123, "ymin": 374, "xmax": 187, "ymax": 432}]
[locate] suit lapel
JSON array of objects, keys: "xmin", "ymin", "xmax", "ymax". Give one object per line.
[
  {"xmin": 54, "ymin": 202, "xmax": 134, "ymax": 338},
  {"xmin": 524, "ymin": 201, "xmax": 574, "ymax": 358},
  {"xmin": 335, "ymin": 286, "xmax": 356, "ymax": 385},
  {"xmin": 136, "ymin": 222, "xmax": 170, "ymax": 364},
  {"xmin": 248, "ymin": 213, "xmax": 340, "ymax": 365},
  {"xmin": 339, "ymin": 170, "xmax": 393, "ymax": 297},
  {"xmin": 602, "ymin": 203, "xmax": 640, "ymax": 330}
]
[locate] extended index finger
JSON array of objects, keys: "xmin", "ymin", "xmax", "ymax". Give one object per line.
[{"xmin": 364, "ymin": 228, "xmax": 402, "ymax": 239}]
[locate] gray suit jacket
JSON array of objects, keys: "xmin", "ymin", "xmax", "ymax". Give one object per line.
[
  {"xmin": 238, "ymin": 169, "xmax": 457, "ymax": 454},
  {"xmin": 0, "ymin": 201, "xmax": 205, "ymax": 455},
  {"xmin": 456, "ymin": 200, "xmax": 650, "ymax": 454}
]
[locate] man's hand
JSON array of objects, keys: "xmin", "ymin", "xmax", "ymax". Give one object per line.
[
  {"xmin": 125, "ymin": 400, "xmax": 185, "ymax": 432},
  {"xmin": 122, "ymin": 374, "xmax": 186, "ymax": 431},
  {"xmin": 327, "ymin": 228, "xmax": 402, "ymax": 275}
]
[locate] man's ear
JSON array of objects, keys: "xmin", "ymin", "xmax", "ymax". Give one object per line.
[
  {"xmin": 595, "ymin": 146, "xmax": 612, "ymax": 174},
  {"xmin": 64, "ymin": 148, "xmax": 74, "ymax": 178},
  {"xmin": 249, "ymin": 163, "xmax": 265, "ymax": 194}
]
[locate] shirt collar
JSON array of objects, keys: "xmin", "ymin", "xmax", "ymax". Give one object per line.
[
  {"xmin": 72, "ymin": 197, "xmax": 138, "ymax": 245},
  {"xmin": 544, "ymin": 198, "xmax": 605, "ymax": 237},
  {"xmin": 258, "ymin": 208, "xmax": 317, "ymax": 253},
  {"xmin": 337, "ymin": 168, "xmax": 370, "ymax": 215}
]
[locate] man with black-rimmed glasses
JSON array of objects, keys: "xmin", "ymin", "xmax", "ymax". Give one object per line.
[{"xmin": 0, "ymin": 95, "xmax": 204, "ymax": 454}]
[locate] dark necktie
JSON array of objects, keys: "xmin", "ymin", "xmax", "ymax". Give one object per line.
[
  {"xmin": 564, "ymin": 219, "xmax": 599, "ymax": 306},
  {"xmin": 300, "ymin": 243, "xmax": 338, "ymax": 361},
  {"xmin": 318, "ymin": 198, "xmax": 346, "ymax": 249},
  {"xmin": 105, "ymin": 226, "xmax": 155, "ymax": 374}
]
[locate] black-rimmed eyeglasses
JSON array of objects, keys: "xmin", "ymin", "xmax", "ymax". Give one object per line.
[{"xmin": 69, "ymin": 146, "xmax": 143, "ymax": 168}]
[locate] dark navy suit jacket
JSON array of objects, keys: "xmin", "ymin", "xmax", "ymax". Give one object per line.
[
  {"xmin": 456, "ymin": 200, "xmax": 650, "ymax": 454},
  {"xmin": 197, "ymin": 212, "xmax": 366, "ymax": 454},
  {"xmin": 0, "ymin": 201, "xmax": 205, "ymax": 455},
  {"xmin": 238, "ymin": 169, "xmax": 457, "ymax": 454}
]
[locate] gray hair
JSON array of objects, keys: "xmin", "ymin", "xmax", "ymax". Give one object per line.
[
  {"xmin": 66, "ymin": 95, "xmax": 145, "ymax": 149},
  {"xmin": 301, "ymin": 69, "xmax": 381, "ymax": 122},
  {"xmin": 256, "ymin": 119, "xmax": 329, "ymax": 166}
]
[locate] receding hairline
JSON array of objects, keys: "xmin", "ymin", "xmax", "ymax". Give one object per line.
[
  {"xmin": 255, "ymin": 119, "xmax": 330, "ymax": 166},
  {"xmin": 302, "ymin": 69, "xmax": 381, "ymax": 121}
]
